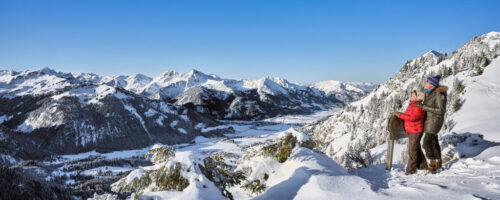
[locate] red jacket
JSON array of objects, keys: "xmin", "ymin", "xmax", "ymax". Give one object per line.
[{"xmin": 399, "ymin": 100, "xmax": 425, "ymax": 134}]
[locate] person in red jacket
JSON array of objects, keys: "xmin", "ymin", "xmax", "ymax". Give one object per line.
[{"xmin": 393, "ymin": 91, "xmax": 428, "ymax": 175}]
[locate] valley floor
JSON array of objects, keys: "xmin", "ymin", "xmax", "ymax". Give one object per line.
[{"xmin": 51, "ymin": 109, "xmax": 500, "ymax": 200}]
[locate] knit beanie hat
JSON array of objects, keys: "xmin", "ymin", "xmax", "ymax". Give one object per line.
[{"xmin": 427, "ymin": 75, "xmax": 441, "ymax": 87}]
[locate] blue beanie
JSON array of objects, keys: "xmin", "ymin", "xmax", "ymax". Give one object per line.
[{"xmin": 427, "ymin": 75, "xmax": 441, "ymax": 87}]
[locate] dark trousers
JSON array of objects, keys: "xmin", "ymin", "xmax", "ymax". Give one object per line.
[
  {"xmin": 406, "ymin": 133, "xmax": 428, "ymax": 173},
  {"xmin": 423, "ymin": 133, "xmax": 441, "ymax": 160}
]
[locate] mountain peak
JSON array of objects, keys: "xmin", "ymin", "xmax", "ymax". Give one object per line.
[
  {"xmin": 129, "ymin": 73, "xmax": 151, "ymax": 79},
  {"xmin": 428, "ymin": 50, "xmax": 441, "ymax": 57},
  {"xmin": 422, "ymin": 50, "xmax": 441, "ymax": 59},
  {"xmin": 485, "ymin": 31, "xmax": 500, "ymax": 38},
  {"xmin": 187, "ymin": 69, "xmax": 207, "ymax": 76},
  {"xmin": 158, "ymin": 70, "xmax": 179, "ymax": 78},
  {"xmin": 187, "ymin": 69, "xmax": 216, "ymax": 79},
  {"xmin": 40, "ymin": 67, "xmax": 57, "ymax": 75}
]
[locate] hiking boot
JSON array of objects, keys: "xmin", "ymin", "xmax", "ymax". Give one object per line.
[
  {"xmin": 428, "ymin": 160, "xmax": 436, "ymax": 174},
  {"xmin": 405, "ymin": 171, "xmax": 416, "ymax": 175},
  {"xmin": 418, "ymin": 162, "xmax": 428, "ymax": 170},
  {"xmin": 436, "ymin": 159, "xmax": 442, "ymax": 170}
]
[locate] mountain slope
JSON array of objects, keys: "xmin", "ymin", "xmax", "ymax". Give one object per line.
[
  {"xmin": 0, "ymin": 71, "xmax": 223, "ymax": 161},
  {"xmin": 139, "ymin": 70, "xmax": 375, "ymax": 120},
  {"xmin": 304, "ymin": 31, "xmax": 500, "ymax": 168},
  {"xmin": 0, "ymin": 67, "xmax": 373, "ymax": 162},
  {"xmin": 311, "ymin": 80, "xmax": 377, "ymax": 103},
  {"xmin": 450, "ymin": 56, "xmax": 500, "ymax": 141},
  {"xmin": 0, "ymin": 68, "xmax": 375, "ymax": 122}
]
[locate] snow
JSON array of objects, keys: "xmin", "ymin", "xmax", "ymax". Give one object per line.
[
  {"xmin": 239, "ymin": 147, "xmax": 384, "ymax": 200},
  {"xmin": 178, "ymin": 128, "xmax": 187, "ymax": 134},
  {"xmin": 193, "ymin": 136, "xmax": 218, "ymax": 144},
  {"xmin": 350, "ymin": 146, "xmax": 500, "ymax": 200},
  {"xmin": 195, "ymin": 123, "xmax": 206, "ymax": 130},
  {"xmin": 42, "ymin": 102, "xmax": 500, "ymax": 200},
  {"xmin": 124, "ymin": 104, "xmax": 152, "ymax": 138},
  {"xmin": 119, "ymin": 67, "xmax": 371, "ymax": 103},
  {"xmin": 58, "ymin": 144, "xmax": 157, "ymax": 161},
  {"xmin": 311, "ymin": 80, "xmax": 376, "ymax": 94},
  {"xmin": 180, "ymin": 115, "xmax": 190, "ymax": 122},
  {"xmin": 124, "ymin": 73, "xmax": 153, "ymax": 93},
  {"xmin": 170, "ymin": 120, "xmax": 179, "ymax": 128},
  {"xmin": 124, "ymin": 169, "xmax": 148, "ymax": 184},
  {"xmin": 263, "ymin": 107, "xmax": 340, "ymax": 124},
  {"xmin": 305, "ymin": 31, "xmax": 500, "ymax": 172},
  {"xmin": 201, "ymin": 124, "xmax": 234, "ymax": 133},
  {"xmin": 451, "ymin": 57, "xmax": 500, "ymax": 142},
  {"xmin": 6, "ymin": 32, "xmax": 500, "ymax": 200},
  {"xmin": 15, "ymin": 122, "xmax": 34, "ymax": 133},
  {"xmin": 371, "ymin": 142, "xmax": 407, "ymax": 164},
  {"xmin": 15, "ymin": 103, "xmax": 65, "ymax": 133},
  {"xmin": 278, "ymin": 127, "xmax": 311, "ymax": 142},
  {"xmin": 0, "ymin": 70, "xmax": 71, "ymax": 98},
  {"xmin": 108, "ymin": 32, "xmax": 500, "ymax": 199},
  {"xmin": 51, "ymin": 84, "xmax": 129, "ymax": 104},
  {"xmin": 81, "ymin": 166, "xmax": 135, "ymax": 177},
  {"xmin": 88, "ymin": 193, "xmax": 119, "ymax": 200},
  {"xmin": 0, "ymin": 115, "xmax": 13, "ymax": 124},
  {"xmin": 1, "ymin": 154, "xmax": 20, "ymax": 165},
  {"xmin": 156, "ymin": 116, "xmax": 165, "ymax": 126},
  {"xmin": 144, "ymin": 108, "xmax": 158, "ymax": 117},
  {"xmin": 483, "ymin": 31, "xmax": 500, "ymax": 50}
]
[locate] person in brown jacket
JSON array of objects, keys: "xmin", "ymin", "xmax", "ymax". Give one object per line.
[{"xmin": 415, "ymin": 75, "xmax": 448, "ymax": 174}]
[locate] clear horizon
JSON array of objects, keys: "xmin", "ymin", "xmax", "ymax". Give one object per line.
[{"xmin": 1, "ymin": 0, "xmax": 499, "ymax": 84}]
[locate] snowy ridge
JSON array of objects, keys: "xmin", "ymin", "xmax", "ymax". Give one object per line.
[
  {"xmin": 311, "ymin": 80, "xmax": 377, "ymax": 103},
  {"xmin": 106, "ymin": 126, "xmax": 384, "ymax": 200},
  {"xmin": 304, "ymin": 31, "xmax": 500, "ymax": 168},
  {"xmin": 0, "ymin": 67, "xmax": 373, "ymax": 120},
  {"xmin": 0, "ymin": 69, "xmax": 71, "ymax": 98},
  {"xmin": 311, "ymin": 80, "xmax": 376, "ymax": 94},
  {"xmin": 0, "ymin": 74, "xmax": 223, "ymax": 158}
]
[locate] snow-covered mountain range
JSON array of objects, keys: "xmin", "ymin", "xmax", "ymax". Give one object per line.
[
  {"xmin": 304, "ymin": 31, "xmax": 500, "ymax": 168},
  {"xmin": 2, "ymin": 32, "xmax": 500, "ymax": 200},
  {"xmin": 0, "ymin": 68, "xmax": 373, "ymax": 161},
  {"xmin": 115, "ymin": 69, "xmax": 375, "ymax": 120}
]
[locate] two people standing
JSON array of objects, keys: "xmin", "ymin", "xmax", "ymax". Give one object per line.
[{"xmin": 393, "ymin": 75, "xmax": 448, "ymax": 175}]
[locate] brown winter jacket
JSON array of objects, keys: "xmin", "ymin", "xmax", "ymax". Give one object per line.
[{"xmin": 422, "ymin": 86, "xmax": 448, "ymax": 134}]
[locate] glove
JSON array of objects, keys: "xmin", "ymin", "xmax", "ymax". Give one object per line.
[
  {"xmin": 392, "ymin": 112, "xmax": 400, "ymax": 117},
  {"xmin": 414, "ymin": 102, "xmax": 423, "ymax": 108}
]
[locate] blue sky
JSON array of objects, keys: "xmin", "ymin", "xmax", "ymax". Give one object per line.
[{"xmin": 1, "ymin": 0, "xmax": 499, "ymax": 83}]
